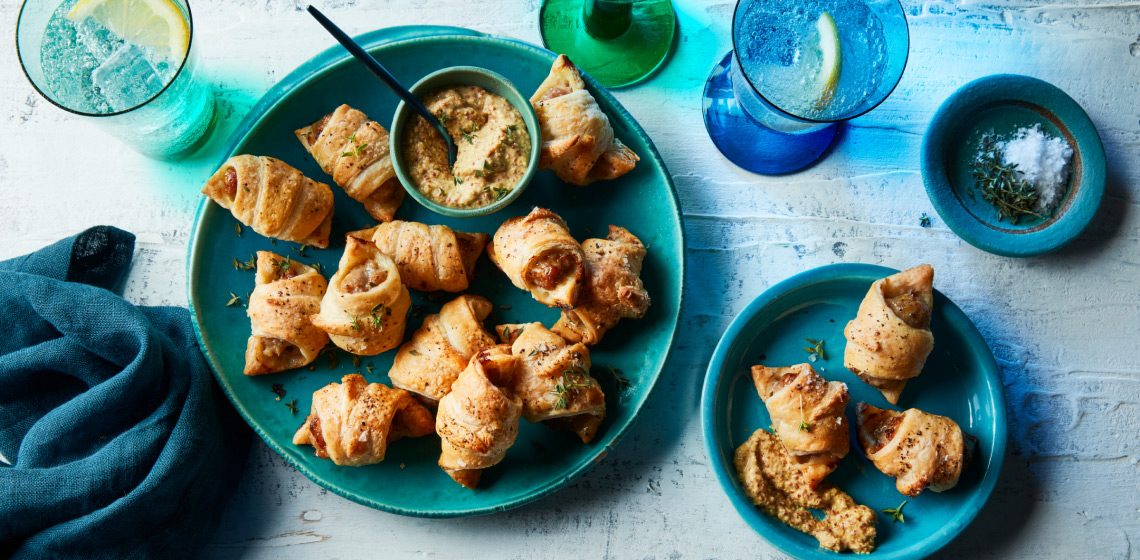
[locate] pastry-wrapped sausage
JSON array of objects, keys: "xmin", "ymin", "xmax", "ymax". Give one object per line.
[
  {"xmin": 295, "ymin": 104, "xmax": 405, "ymax": 223},
  {"xmin": 356, "ymin": 221, "xmax": 488, "ymax": 292},
  {"xmin": 552, "ymin": 225, "xmax": 650, "ymax": 345},
  {"xmin": 855, "ymin": 403, "xmax": 975, "ymax": 497},
  {"xmin": 388, "ymin": 295, "xmax": 497, "ymax": 404},
  {"xmin": 310, "ymin": 235, "xmax": 411, "ymax": 355},
  {"xmin": 750, "ymin": 363, "xmax": 850, "ymax": 488},
  {"xmin": 201, "ymin": 155, "xmax": 334, "ymax": 248},
  {"xmin": 844, "ymin": 265, "xmax": 935, "ymax": 404},
  {"xmin": 293, "ymin": 374, "xmax": 434, "ymax": 466},
  {"xmin": 487, "ymin": 207, "xmax": 584, "ymax": 309},
  {"xmin": 436, "ymin": 346, "xmax": 522, "ymax": 489},
  {"xmin": 530, "ymin": 55, "xmax": 639, "ymax": 186},
  {"xmin": 497, "ymin": 322, "xmax": 605, "ymax": 443},
  {"xmin": 244, "ymin": 252, "xmax": 329, "ymax": 375}
]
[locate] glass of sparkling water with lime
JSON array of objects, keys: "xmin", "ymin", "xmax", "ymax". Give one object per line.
[
  {"xmin": 17, "ymin": 0, "xmax": 215, "ymax": 159},
  {"xmin": 702, "ymin": 0, "xmax": 909, "ymax": 174}
]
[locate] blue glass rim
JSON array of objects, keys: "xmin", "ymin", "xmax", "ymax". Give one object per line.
[
  {"xmin": 729, "ymin": 0, "xmax": 911, "ymax": 124},
  {"xmin": 15, "ymin": 0, "xmax": 196, "ymax": 118}
]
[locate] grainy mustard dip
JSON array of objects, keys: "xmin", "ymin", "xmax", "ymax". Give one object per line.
[
  {"xmin": 734, "ymin": 429, "xmax": 877, "ymax": 554},
  {"xmin": 402, "ymin": 86, "xmax": 531, "ymax": 209}
]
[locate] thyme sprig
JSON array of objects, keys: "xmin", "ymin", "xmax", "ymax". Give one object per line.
[
  {"xmin": 804, "ymin": 338, "xmax": 826, "ymax": 361},
  {"xmin": 608, "ymin": 365, "xmax": 631, "ymax": 389},
  {"xmin": 973, "ymin": 134, "xmax": 1045, "ymax": 224},
  {"xmin": 226, "ymin": 292, "xmax": 243, "ymax": 307},
  {"xmin": 881, "ymin": 500, "xmax": 908, "ymax": 523},
  {"xmin": 342, "ymin": 133, "xmax": 368, "ymax": 157},
  {"xmin": 798, "ymin": 394, "xmax": 811, "ymax": 432},
  {"xmin": 284, "ymin": 399, "xmax": 298, "ymax": 414},
  {"xmin": 551, "ymin": 365, "xmax": 591, "ymax": 410}
]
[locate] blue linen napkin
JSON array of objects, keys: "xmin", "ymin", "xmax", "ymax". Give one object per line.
[{"xmin": 0, "ymin": 226, "xmax": 251, "ymax": 559}]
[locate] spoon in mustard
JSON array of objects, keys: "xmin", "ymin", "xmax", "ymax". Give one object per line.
[{"xmin": 307, "ymin": 5, "xmax": 458, "ymax": 167}]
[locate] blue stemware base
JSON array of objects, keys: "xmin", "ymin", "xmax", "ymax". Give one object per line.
[{"xmin": 702, "ymin": 52, "xmax": 837, "ymax": 175}]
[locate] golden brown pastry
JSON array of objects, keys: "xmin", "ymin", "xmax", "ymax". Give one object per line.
[
  {"xmin": 843, "ymin": 265, "xmax": 935, "ymax": 404},
  {"xmin": 750, "ymin": 364, "xmax": 850, "ymax": 488},
  {"xmin": 487, "ymin": 207, "xmax": 584, "ymax": 309},
  {"xmin": 388, "ymin": 295, "xmax": 497, "ymax": 404},
  {"xmin": 201, "ymin": 155, "xmax": 334, "ymax": 248},
  {"xmin": 855, "ymin": 403, "xmax": 975, "ymax": 497},
  {"xmin": 244, "ymin": 252, "xmax": 329, "ymax": 375},
  {"xmin": 436, "ymin": 345, "xmax": 522, "ymax": 489},
  {"xmin": 530, "ymin": 55, "xmax": 639, "ymax": 186},
  {"xmin": 353, "ymin": 221, "xmax": 489, "ymax": 292},
  {"xmin": 497, "ymin": 322, "xmax": 605, "ymax": 443},
  {"xmin": 295, "ymin": 104, "xmax": 405, "ymax": 223},
  {"xmin": 735, "ymin": 429, "xmax": 877, "ymax": 553},
  {"xmin": 310, "ymin": 235, "xmax": 411, "ymax": 355},
  {"xmin": 552, "ymin": 225, "xmax": 650, "ymax": 345},
  {"xmin": 292, "ymin": 374, "xmax": 434, "ymax": 466}
]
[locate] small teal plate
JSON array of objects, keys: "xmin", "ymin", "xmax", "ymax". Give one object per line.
[
  {"xmin": 701, "ymin": 264, "xmax": 1006, "ymax": 559},
  {"xmin": 921, "ymin": 74, "xmax": 1105, "ymax": 258},
  {"xmin": 186, "ymin": 26, "xmax": 684, "ymax": 517}
]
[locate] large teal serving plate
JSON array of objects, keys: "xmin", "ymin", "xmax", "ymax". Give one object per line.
[
  {"xmin": 186, "ymin": 26, "xmax": 683, "ymax": 517},
  {"xmin": 701, "ymin": 264, "xmax": 1006, "ymax": 559}
]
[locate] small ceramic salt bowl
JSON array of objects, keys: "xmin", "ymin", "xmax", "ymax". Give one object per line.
[{"xmin": 920, "ymin": 74, "xmax": 1105, "ymax": 258}]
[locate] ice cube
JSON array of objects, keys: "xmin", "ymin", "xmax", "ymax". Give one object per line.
[{"xmin": 91, "ymin": 43, "xmax": 166, "ymax": 111}]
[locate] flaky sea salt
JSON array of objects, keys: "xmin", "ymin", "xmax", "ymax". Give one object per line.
[{"xmin": 996, "ymin": 124, "xmax": 1073, "ymax": 213}]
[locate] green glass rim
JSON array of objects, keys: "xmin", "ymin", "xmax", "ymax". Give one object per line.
[
  {"xmin": 729, "ymin": 0, "xmax": 910, "ymax": 125},
  {"xmin": 15, "ymin": 0, "xmax": 196, "ymax": 118}
]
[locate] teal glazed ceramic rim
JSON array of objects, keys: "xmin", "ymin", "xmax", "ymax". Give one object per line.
[
  {"xmin": 390, "ymin": 66, "xmax": 542, "ymax": 218},
  {"xmin": 700, "ymin": 263, "xmax": 1008, "ymax": 559},
  {"xmin": 921, "ymin": 74, "xmax": 1106, "ymax": 258},
  {"xmin": 186, "ymin": 26, "xmax": 686, "ymax": 518}
]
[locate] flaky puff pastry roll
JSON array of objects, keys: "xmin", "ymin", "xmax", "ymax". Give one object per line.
[
  {"xmin": 844, "ymin": 265, "xmax": 935, "ymax": 404},
  {"xmin": 244, "ymin": 252, "xmax": 329, "ymax": 375},
  {"xmin": 530, "ymin": 55, "xmax": 639, "ymax": 186},
  {"xmin": 202, "ymin": 155, "xmax": 334, "ymax": 248},
  {"xmin": 497, "ymin": 323, "xmax": 605, "ymax": 443},
  {"xmin": 293, "ymin": 374, "xmax": 435, "ymax": 466},
  {"xmin": 310, "ymin": 236, "xmax": 411, "ymax": 355},
  {"xmin": 354, "ymin": 221, "xmax": 488, "ymax": 292},
  {"xmin": 856, "ymin": 403, "xmax": 975, "ymax": 497},
  {"xmin": 388, "ymin": 295, "xmax": 497, "ymax": 404},
  {"xmin": 751, "ymin": 364, "xmax": 850, "ymax": 488},
  {"xmin": 436, "ymin": 345, "xmax": 522, "ymax": 489},
  {"xmin": 295, "ymin": 104, "xmax": 405, "ymax": 223},
  {"xmin": 487, "ymin": 207, "xmax": 584, "ymax": 309},
  {"xmin": 552, "ymin": 226, "xmax": 650, "ymax": 345}
]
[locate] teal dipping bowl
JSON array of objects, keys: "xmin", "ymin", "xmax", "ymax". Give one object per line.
[
  {"xmin": 921, "ymin": 74, "xmax": 1106, "ymax": 258},
  {"xmin": 390, "ymin": 66, "xmax": 541, "ymax": 218}
]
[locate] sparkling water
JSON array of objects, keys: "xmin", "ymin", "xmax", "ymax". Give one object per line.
[
  {"xmin": 735, "ymin": 0, "xmax": 890, "ymax": 120},
  {"xmin": 31, "ymin": 0, "xmax": 214, "ymax": 157}
]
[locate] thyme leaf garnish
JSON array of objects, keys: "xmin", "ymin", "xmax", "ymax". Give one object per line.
[
  {"xmin": 226, "ymin": 292, "xmax": 242, "ymax": 307},
  {"xmin": 803, "ymin": 338, "xmax": 826, "ymax": 361},
  {"xmin": 973, "ymin": 134, "xmax": 1045, "ymax": 224},
  {"xmin": 550, "ymin": 366, "xmax": 591, "ymax": 410},
  {"xmin": 881, "ymin": 500, "xmax": 908, "ymax": 523}
]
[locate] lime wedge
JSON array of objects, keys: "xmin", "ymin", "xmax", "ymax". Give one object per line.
[
  {"xmin": 815, "ymin": 12, "xmax": 842, "ymax": 110},
  {"xmin": 67, "ymin": 0, "xmax": 189, "ymax": 61}
]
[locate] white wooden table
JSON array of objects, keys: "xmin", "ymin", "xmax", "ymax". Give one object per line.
[{"xmin": 3, "ymin": 0, "xmax": 1138, "ymax": 557}]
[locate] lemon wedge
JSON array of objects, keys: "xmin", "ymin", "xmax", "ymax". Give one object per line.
[
  {"xmin": 67, "ymin": 0, "xmax": 189, "ymax": 61},
  {"xmin": 815, "ymin": 11, "xmax": 842, "ymax": 109}
]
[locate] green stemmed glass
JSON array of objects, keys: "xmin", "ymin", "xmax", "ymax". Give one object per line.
[{"xmin": 539, "ymin": 0, "xmax": 676, "ymax": 88}]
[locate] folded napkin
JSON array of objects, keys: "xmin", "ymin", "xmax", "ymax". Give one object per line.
[{"xmin": 0, "ymin": 226, "xmax": 251, "ymax": 559}]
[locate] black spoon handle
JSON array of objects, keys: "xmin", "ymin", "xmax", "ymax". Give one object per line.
[{"xmin": 307, "ymin": 6, "xmax": 456, "ymax": 163}]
